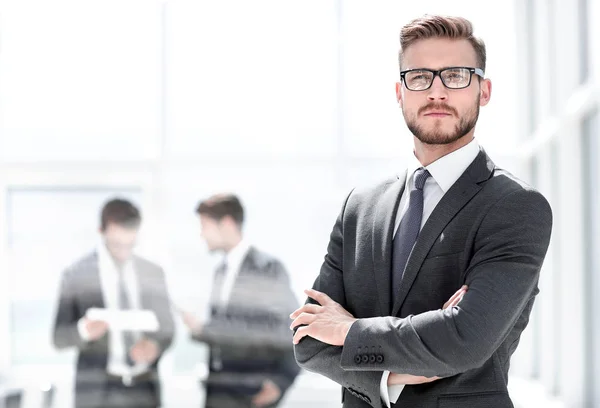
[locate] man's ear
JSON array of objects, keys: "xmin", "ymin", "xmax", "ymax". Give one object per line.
[
  {"xmin": 395, "ymin": 82, "xmax": 403, "ymax": 108},
  {"xmin": 479, "ymin": 78, "xmax": 492, "ymax": 107}
]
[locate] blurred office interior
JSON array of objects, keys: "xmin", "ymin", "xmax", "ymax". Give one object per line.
[{"xmin": 0, "ymin": 0, "xmax": 598, "ymax": 407}]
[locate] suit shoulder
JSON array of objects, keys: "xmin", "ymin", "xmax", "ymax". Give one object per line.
[
  {"xmin": 63, "ymin": 252, "xmax": 97, "ymax": 276},
  {"xmin": 343, "ymin": 175, "xmax": 400, "ymax": 212},
  {"xmin": 484, "ymin": 167, "xmax": 552, "ymax": 218},
  {"xmin": 488, "ymin": 168, "xmax": 549, "ymax": 202},
  {"xmin": 248, "ymin": 247, "xmax": 288, "ymax": 275},
  {"xmin": 349, "ymin": 175, "xmax": 399, "ymax": 199},
  {"xmin": 248, "ymin": 247, "xmax": 278, "ymax": 267}
]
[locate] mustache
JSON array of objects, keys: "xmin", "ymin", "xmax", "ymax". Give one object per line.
[{"xmin": 418, "ymin": 103, "xmax": 457, "ymax": 116}]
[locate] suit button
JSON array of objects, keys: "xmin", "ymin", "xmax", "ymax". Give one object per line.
[
  {"xmin": 369, "ymin": 354, "xmax": 376, "ymax": 363},
  {"xmin": 354, "ymin": 355, "xmax": 361, "ymax": 364},
  {"xmin": 376, "ymin": 354, "xmax": 384, "ymax": 363},
  {"xmin": 361, "ymin": 354, "xmax": 369, "ymax": 364}
]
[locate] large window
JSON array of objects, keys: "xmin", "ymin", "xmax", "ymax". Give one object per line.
[{"xmin": 0, "ymin": 2, "xmax": 162, "ymax": 162}]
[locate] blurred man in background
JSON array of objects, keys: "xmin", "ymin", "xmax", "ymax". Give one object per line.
[
  {"xmin": 52, "ymin": 198, "xmax": 175, "ymax": 408},
  {"xmin": 183, "ymin": 193, "xmax": 300, "ymax": 408}
]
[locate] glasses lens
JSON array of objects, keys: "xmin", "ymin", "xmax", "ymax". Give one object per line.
[
  {"xmin": 404, "ymin": 70, "xmax": 434, "ymax": 91},
  {"xmin": 441, "ymin": 68, "xmax": 471, "ymax": 89}
]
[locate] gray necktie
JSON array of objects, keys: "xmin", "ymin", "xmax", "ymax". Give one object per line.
[
  {"xmin": 117, "ymin": 269, "xmax": 136, "ymax": 366},
  {"xmin": 392, "ymin": 168, "xmax": 431, "ymax": 303}
]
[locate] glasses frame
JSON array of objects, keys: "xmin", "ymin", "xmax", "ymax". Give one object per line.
[{"xmin": 400, "ymin": 67, "xmax": 485, "ymax": 91}]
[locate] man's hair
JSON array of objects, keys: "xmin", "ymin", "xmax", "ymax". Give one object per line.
[
  {"xmin": 196, "ymin": 193, "xmax": 244, "ymax": 226},
  {"xmin": 100, "ymin": 198, "xmax": 141, "ymax": 230},
  {"xmin": 398, "ymin": 15, "xmax": 486, "ymax": 72}
]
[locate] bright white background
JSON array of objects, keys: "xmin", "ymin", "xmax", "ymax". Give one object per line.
[{"xmin": 1, "ymin": 1, "xmax": 593, "ymax": 407}]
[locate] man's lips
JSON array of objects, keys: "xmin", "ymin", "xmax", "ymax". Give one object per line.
[{"xmin": 423, "ymin": 111, "xmax": 452, "ymax": 117}]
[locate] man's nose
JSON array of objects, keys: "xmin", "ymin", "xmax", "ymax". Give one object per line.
[{"xmin": 427, "ymin": 75, "xmax": 448, "ymax": 101}]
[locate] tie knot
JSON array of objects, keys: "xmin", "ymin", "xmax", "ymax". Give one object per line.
[{"xmin": 413, "ymin": 168, "xmax": 430, "ymax": 190}]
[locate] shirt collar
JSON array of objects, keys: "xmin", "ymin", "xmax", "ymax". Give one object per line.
[
  {"xmin": 96, "ymin": 238, "xmax": 133, "ymax": 274},
  {"xmin": 406, "ymin": 138, "xmax": 480, "ymax": 193}
]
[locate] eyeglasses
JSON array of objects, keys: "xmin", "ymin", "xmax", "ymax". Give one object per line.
[{"xmin": 400, "ymin": 67, "xmax": 485, "ymax": 91}]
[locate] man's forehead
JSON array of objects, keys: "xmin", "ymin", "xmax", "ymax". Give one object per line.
[{"xmin": 402, "ymin": 38, "xmax": 478, "ymax": 69}]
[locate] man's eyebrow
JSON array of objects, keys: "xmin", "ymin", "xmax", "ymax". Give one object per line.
[{"xmin": 403, "ymin": 66, "xmax": 470, "ymax": 71}]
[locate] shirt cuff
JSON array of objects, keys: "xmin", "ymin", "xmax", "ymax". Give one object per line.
[
  {"xmin": 77, "ymin": 318, "xmax": 91, "ymax": 342},
  {"xmin": 380, "ymin": 371, "xmax": 405, "ymax": 408}
]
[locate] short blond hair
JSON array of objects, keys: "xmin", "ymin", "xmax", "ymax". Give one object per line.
[{"xmin": 398, "ymin": 15, "xmax": 486, "ymax": 71}]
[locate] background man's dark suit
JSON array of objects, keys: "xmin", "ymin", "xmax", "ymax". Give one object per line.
[
  {"xmin": 294, "ymin": 149, "xmax": 553, "ymax": 408},
  {"xmin": 53, "ymin": 252, "xmax": 175, "ymax": 408},
  {"xmin": 192, "ymin": 247, "xmax": 301, "ymax": 407}
]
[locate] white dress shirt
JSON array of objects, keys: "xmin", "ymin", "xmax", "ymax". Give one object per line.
[
  {"xmin": 380, "ymin": 138, "xmax": 481, "ymax": 407},
  {"xmin": 77, "ymin": 242, "xmax": 149, "ymax": 382},
  {"xmin": 218, "ymin": 239, "xmax": 251, "ymax": 307}
]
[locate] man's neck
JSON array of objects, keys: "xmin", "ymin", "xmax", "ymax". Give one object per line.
[
  {"xmin": 224, "ymin": 235, "xmax": 243, "ymax": 253},
  {"xmin": 413, "ymin": 133, "xmax": 474, "ymax": 167}
]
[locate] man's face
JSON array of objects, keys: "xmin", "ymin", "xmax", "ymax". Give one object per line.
[
  {"xmin": 101, "ymin": 223, "xmax": 138, "ymax": 263},
  {"xmin": 199, "ymin": 215, "xmax": 225, "ymax": 252},
  {"xmin": 396, "ymin": 38, "xmax": 491, "ymax": 145}
]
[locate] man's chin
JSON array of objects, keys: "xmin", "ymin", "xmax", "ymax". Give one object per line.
[{"xmin": 416, "ymin": 133, "xmax": 462, "ymax": 146}]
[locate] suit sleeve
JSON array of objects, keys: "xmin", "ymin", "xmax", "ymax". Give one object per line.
[
  {"xmin": 144, "ymin": 267, "xmax": 175, "ymax": 356},
  {"xmin": 340, "ymin": 188, "xmax": 553, "ymax": 377},
  {"xmin": 52, "ymin": 268, "xmax": 88, "ymax": 350},
  {"xmin": 191, "ymin": 262, "xmax": 297, "ymax": 351},
  {"xmin": 294, "ymin": 191, "xmax": 386, "ymax": 408}
]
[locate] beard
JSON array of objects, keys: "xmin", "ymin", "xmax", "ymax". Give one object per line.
[{"xmin": 403, "ymin": 99, "xmax": 480, "ymax": 145}]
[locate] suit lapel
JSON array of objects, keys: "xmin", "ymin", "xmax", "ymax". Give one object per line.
[
  {"xmin": 372, "ymin": 173, "xmax": 407, "ymax": 315},
  {"xmin": 133, "ymin": 259, "xmax": 149, "ymax": 309},
  {"xmin": 391, "ymin": 149, "xmax": 495, "ymax": 316}
]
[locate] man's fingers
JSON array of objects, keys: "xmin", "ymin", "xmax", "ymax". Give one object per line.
[
  {"xmin": 290, "ymin": 303, "xmax": 322, "ymax": 319},
  {"xmin": 290, "ymin": 312, "xmax": 317, "ymax": 330},
  {"xmin": 304, "ymin": 289, "xmax": 332, "ymax": 306},
  {"xmin": 443, "ymin": 285, "xmax": 468, "ymax": 309},
  {"xmin": 448, "ymin": 285, "xmax": 467, "ymax": 304},
  {"xmin": 252, "ymin": 391, "xmax": 268, "ymax": 406},
  {"xmin": 292, "ymin": 326, "xmax": 310, "ymax": 344}
]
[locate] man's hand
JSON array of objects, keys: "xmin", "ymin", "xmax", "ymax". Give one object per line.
[
  {"xmin": 290, "ymin": 288, "xmax": 357, "ymax": 346},
  {"xmin": 388, "ymin": 285, "xmax": 468, "ymax": 386},
  {"xmin": 252, "ymin": 379, "xmax": 281, "ymax": 407},
  {"xmin": 388, "ymin": 373, "xmax": 441, "ymax": 386},
  {"xmin": 82, "ymin": 318, "xmax": 109, "ymax": 341},
  {"xmin": 182, "ymin": 311, "xmax": 203, "ymax": 335},
  {"xmin": 129, "ymin": 338, "xmax": 160, "ymax": 365},
  {"xmin": 443, "ymin": 285, "xmax": 468, "ymax": 310}
]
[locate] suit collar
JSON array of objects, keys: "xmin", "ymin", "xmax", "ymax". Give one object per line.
[{"xmin": 425, "ymin": 138, "xmax": 481, "ymax": 193}]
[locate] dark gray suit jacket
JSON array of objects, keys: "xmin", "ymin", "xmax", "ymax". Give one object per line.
[
  {"xmin": 52, "ymin": 252, "xmax": 175, "ymax": 408},
  {"xmin": 294, "ymin": 149, "xmax": 553, "ymax": 408},
  {"xmin": 192, "ymin": 247, "xmax": 301, "ymax": 405}
]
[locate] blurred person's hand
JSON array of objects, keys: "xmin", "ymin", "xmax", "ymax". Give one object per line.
[
  {"xmin": 129, "ymin": 338, "xmax": 160, "ymax": 365},
  {"xmin": 388, "ymin": 285, "xmax": 468, "ymax": 386},
  {"xmin": 182, "ymin": 311, "xmax": 203, "ymax": 334},
  {"xmin": 252, "ymin": 379, "xmax": 281, "ymax": 407},
  {"xmin": 82, "ymin": 318, "xmax": 109, "ymax": 341}
]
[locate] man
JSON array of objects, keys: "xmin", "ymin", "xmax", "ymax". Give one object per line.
[
  {"xmin": 183, "ymin": 193, "xmax": 300, "ymax": 408},
  {"xmin": 53, "ymin": 198, "xmax": 175, "ymax": 408},
  {"xmin": 290, "ymin": 15, "xmax": 552, "ymax": 408}
]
